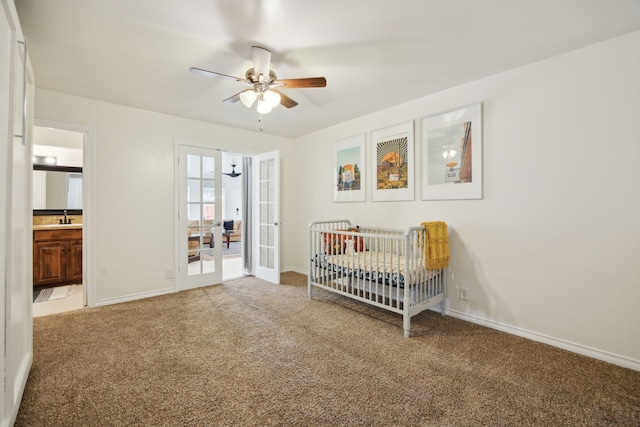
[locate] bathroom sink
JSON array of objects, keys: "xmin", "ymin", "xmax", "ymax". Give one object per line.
[{"xmin": 33, "ymin": 223, "xmax": 83, "ymax": 230}]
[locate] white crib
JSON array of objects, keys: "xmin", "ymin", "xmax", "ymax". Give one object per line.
[{"xmin": 308, "ymin": 220, "xmax": 446, "ymax": 337}]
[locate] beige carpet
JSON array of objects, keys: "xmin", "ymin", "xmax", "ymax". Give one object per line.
[{"xmin": 16, "ymin": 272, "xmax": 640, "ymax": 426}]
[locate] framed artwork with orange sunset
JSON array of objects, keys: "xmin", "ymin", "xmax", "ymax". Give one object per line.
[
  {"xmin": 371, "ymin": 121, "xmax": 414, "ymax": 202},
  {"xmin": 334, "ymin": 133, "xmax": 366, "ymax": 202}
]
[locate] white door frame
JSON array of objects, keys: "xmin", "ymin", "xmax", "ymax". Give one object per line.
[{"xmin": 35, "ymin": 119, "xmax": 96, "ymax": 308}]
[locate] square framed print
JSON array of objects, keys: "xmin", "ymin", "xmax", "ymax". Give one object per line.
[
  {"xmin": 333, "ymin": 133, "xmax": 365, "ymax": 202},
  {"xmin": 371, "ymin": 121, "xmax": 414, "ymax": 201},
  {"xmin": 421, "ymin": 103, "xmax": 482, "ymax": 200}
]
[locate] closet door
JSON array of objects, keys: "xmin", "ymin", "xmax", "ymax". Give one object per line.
[
  {"xmin": 0, "ymin": 6, "xmax": 10, "ymax": 424},
  {"xmin": 1, "ymin": 1, "xmax": 34, "ymax": 425}
]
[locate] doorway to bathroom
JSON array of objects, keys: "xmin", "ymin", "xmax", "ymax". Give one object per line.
[{"xmin": 31, "ymin": 122, "xmax": 92, "ymax": 317}]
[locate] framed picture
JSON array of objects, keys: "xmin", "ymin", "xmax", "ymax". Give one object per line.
[
  {"xmin": 371, "ymin": 121, "xmax": 414, "ymax": 201},
  {"xmin": 333, "ymin": 133, "xmax": 365, "ymax": 202},
  {"xmin": 421, "ymin": 103, "xmax": 482, "ymax": 200}
]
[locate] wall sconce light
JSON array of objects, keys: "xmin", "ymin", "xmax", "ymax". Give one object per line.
[{"xmin": 33, "ymin": 155, "xmax": 57, "ymax": 165}]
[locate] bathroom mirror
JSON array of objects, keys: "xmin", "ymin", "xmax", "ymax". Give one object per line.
[{"xmin": 33, "ymin": 165, "xmax": 83, "ymax": 215}]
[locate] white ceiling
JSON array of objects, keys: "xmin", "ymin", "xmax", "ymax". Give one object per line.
[{"xmin": 15, "ymin": 0, "xmax": 640, "ymax": 138}]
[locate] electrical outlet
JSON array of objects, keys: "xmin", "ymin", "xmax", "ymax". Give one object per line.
[
  {"xmin": 459, "ymin": 286, "xmax": 469, "ymax": 301},
  {"xmin": 165, "ymin": 269, "xmax": 174, "ymax": 279}
]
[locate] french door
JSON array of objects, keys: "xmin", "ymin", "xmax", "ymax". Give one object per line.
[
  {"xmin": 177, "ymin": 145, "xmax": 222, "ymax": 290},
  {"xmin": 253, "ymin": 150, "xmax": 280, "ymax": 284}
]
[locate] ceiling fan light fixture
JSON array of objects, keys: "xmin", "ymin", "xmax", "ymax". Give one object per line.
[
  {"xmin": 263, "ymin": 90, "xmax": 281, "ymax": 109},
  {"xmin": 257, "ymin": 97, "xmax": 273, "ymax": 114},
  {"xmin": 239, "ymin": 90, "xmax": 257, "ymax": 108},
  {"xmin": 256, "ymin": 101, "xmax": 272, "ymax": 114},
  {"xmin": 442, "ymin": 149, "xmax": 457, "ymax": 159}
]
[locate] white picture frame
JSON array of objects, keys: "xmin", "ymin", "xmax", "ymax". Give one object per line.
[
  {"xmin": 333, "ymin": 133, "xmax": 366, "ymax": 202},
  {"xmin": 421, "ymin": 103, "xmax": 483, "ymax": 200},
  {"xmin": 370, "ymin": 121, "xmax": 414, "ymax": 202}
]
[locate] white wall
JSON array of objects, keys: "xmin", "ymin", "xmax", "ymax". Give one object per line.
[
  {"xmin": 32, "ymin": 144, "xmax": 83, "ymax": 166},
  {"xmin": 34, "ymin": 89, "xmax": 294, "ymax": 302},
  {"xmin": 291, "ymin": 31, "xmax": 640, "ymax": 368}
]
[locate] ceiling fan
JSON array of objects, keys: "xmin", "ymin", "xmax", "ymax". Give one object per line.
[
  {"xmin": 190, "ymin": 46, "xmax": 326, "ymax": 114},
  {"xmin": 223, "ymin": 164, "xmax": 241, "ymax": 178}
]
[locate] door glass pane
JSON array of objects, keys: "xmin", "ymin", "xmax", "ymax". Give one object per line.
[
  {"xmin": 267, "ymin": 203, "xmax": 274, "ymax": 223},
  {"xmin": 187, "ymin": 155, "xmax": 201, "ymax": 178},
  {"xmin": 203, "ymin": 204, "xmax": 215, "ymax": 221},
  {"xmin": 259, "ymin": 224, "xmax": 275, "ymax": 269},
  {"xmin": 260, "ymin": 181, "xmax": 268, "ymax": 202},
  {"xmin": 260, "ymin": 204, "xmax": 267, "ymax": 223},
  {"xmin": 260, "ymin": 247, "xmax": 274, "ymax": 268},
  {"xmin": 202, "ymin": 156, "xmax": 215, "ymax": 179},
  {"xmin": 187, "ymin": 230, "xmax": 201, "ymax": 274},
  {"xmin": 262, "ymin": 158, "xmax": 273, "ymax": 180},
  {"xmin": 203, "ymin": 179, "xmax": 214, "ymax": 202},
  {"xmin": 260, "ymin": 246, "xmax": 274, "ymax": 269},
  {"xmin": 202, "ymin": 250, "xmax": 215, "ymax": 273},
  {"xmin": 187, "ymin": 179, "xmax": 201, "ymax": 202},
  {"xmin": 260, "ymin": 160, "xmax": 268, "ymax": 180},
  {"xmin": 267, "ymin": 226, "xmax": 274, "ymax": 246},
  {"xmin": 260, "ymin": 225, "xmax": 268, "ymax": 243},
  {"xmin": 201, "ymin": 220, "xmax": 213, "ymax": 235},
  {"xmin": 188, "ymin": 203, "xmax": 201, "ymax": 221},
  {"xmin": 187, "ymin": 225, "xmax": 201, "ymax": 237},
  {"xmin": 259, "ymin": 203, "xmax": 274, "ymax": 224}
]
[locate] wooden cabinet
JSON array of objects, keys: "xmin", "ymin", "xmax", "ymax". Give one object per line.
[{"xmin": 33, "ymin": 228, "xmax": 82, "ymax": 287}]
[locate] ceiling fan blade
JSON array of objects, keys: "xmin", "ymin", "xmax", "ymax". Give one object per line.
[
  {"xmin": 222, "ymin": 92, "xmax": 243, "ymax": 103},
  {"xmin": 251, "ymin": 46, "xmax": 272, "ymax": 80},
  {"xmin": 273, "ymin": 90, "xmax": 298, "ymax": 108},
  {"xmin": 190, "ymin": 67, "xmax": 250, "ymax": 84},
  {"xmin": 275, "ymin": 77, "xmax": 327, "ymax": 88}
]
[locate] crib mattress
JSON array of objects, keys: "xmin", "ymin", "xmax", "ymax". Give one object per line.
[{"xmin": 314, "ymin": 250, "xmax": 440, "ymax": 287}]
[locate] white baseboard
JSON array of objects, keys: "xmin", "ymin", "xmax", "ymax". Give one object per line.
[
  {"xmin": 444, "ymin": 308, "xmax": 640, "ymax": 372},
  {"xmin": 282, "ymin": 266, "xmax": 307, "ymax": 275},
  {"xmin": 296, "ymin": 267, "xmax": 638, "ymax": 371},
  {"xmin": 94, "ymin": 287, "xmax": 174, "ymax": 307},
  {"xmin": 6, "ymin": 352, "xmax": 32, "ymax": 427}
]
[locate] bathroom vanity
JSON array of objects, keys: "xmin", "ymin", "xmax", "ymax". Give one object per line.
[{"xmin": 33, "ymin": 225, "xmax": 82, "ymax": 288}]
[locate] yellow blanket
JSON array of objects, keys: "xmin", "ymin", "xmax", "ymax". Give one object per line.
[{"xmin": 421, "ymin": 221, "xmax": 449, "ymax": 270}]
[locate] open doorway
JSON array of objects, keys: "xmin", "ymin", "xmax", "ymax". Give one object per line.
[
  {"xmin": 177, "ymin": 145, "xmax": 247, "ymax": 289},
  {"xmin": 31, "ymin": 125, "xmax": 86, "ymax": 317},
  {"xmin": 221, "ymin": 153, "xmax": 245, "ymax": 281}
]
